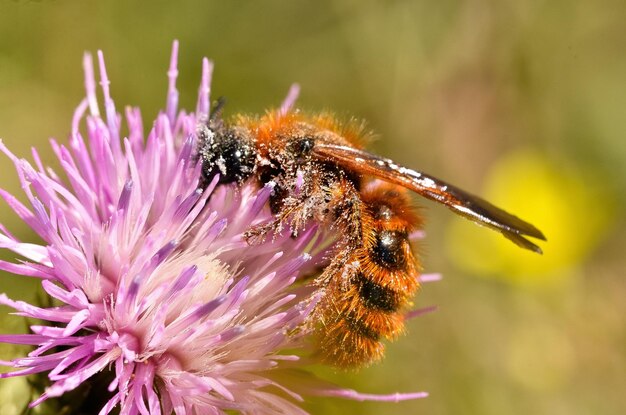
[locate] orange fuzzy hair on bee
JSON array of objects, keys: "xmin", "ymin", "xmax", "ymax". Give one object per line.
[
  {"xmin": 199, "ymin": 103, "xmax": 545, "ymax": 369},
  {"xmin": 236, "ymin": 111, "xmax": 373, "ymax": 154},
  {"xmin": 219, "ymin": 112, "xmax": 426, "ymax": 368}
]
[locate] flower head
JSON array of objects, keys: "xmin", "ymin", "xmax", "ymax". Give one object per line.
[{"xmin": 0, "ymin": 41, "xmax": 429, "ymax": 414}]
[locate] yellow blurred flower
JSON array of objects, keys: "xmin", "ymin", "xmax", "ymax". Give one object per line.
[{"xmin": 446, "ymin": 150, "xmax": 615, "ymax": 284}]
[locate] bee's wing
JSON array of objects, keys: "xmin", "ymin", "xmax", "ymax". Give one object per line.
[{"xmin": 313, "ymin": 144, "xmax": 546, "ymax": 254}]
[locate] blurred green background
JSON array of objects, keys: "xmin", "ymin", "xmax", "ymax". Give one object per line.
[{"xmin": 0, "ymin": 1, "xmax": 624, "ymax": 414}]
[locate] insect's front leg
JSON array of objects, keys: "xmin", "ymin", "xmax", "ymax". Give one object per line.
[
  {"xmin": 313, "ymin": 178, "xmax": 364, "ymax": 288},
  {"xmin": 243, "ymin": 194, "xmax": 301, "ymax": 244},
  {"xmin": 244, "ymin": 166, "xmax": 326, "ymax": 243}
]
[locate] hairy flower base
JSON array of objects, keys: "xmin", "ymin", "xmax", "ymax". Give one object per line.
[{"xmin": 0, "ymin": 41, "xmax": 430, "ymax": 414}]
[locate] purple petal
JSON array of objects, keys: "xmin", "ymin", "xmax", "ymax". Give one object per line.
[
  {"xmin": 279, "ymin": 83, "xmax": 301, "ymax": 115},
  {"xmin": 166, "ymin": 40, "xmax": 180, "ymax": 125}
]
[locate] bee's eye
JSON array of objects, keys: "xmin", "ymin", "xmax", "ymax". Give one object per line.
[
  {"xmin": 301, "ymin": 137, "xmax": 315, "ymax": 153},
  {"xmin": 292, "ymin": 136, "xmax": 315, "ymax": 156}
]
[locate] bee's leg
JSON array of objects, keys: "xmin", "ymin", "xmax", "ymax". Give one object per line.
[
  {"xmin": 312, "ymin": 178, "xmax": 365, "ymax": 287},
  {"xmin": 243, "ymin": 173, "xmax": 339, "ymax": 244},
  {"xmin": 243, "ymin": 195, "xmax": 301, "ymax": 244}
]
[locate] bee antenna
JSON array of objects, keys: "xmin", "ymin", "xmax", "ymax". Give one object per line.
[{"xmin": 210, "ymin": 96, "xmax": 227, "ymax": 121}]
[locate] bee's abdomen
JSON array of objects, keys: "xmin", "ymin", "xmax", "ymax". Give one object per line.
[
  {"xmin": 355, "ymin": 272, "xmax": 402, "ymax": 312},
  {"xmin": 317, "ymin": 184, "xmax": 420, "ymax": 368}
]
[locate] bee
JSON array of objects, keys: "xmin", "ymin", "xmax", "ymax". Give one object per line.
[{"xmin": 198, "ymin": 107, "xmax": 545, "ymax": 368}]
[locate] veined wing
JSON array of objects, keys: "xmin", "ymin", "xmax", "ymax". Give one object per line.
[{"xmin": 313, "ymin": 144, "xmax": 546, "ymax": 254}]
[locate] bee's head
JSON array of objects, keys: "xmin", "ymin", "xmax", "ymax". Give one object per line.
[{"xmin": 199, "ymin": 125, "xmax": 257, "ymax": 185}]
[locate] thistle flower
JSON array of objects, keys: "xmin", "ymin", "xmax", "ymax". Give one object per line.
[{"xmin": 0, "ymin": 41, "xmax": 432, "ymax": 414}]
